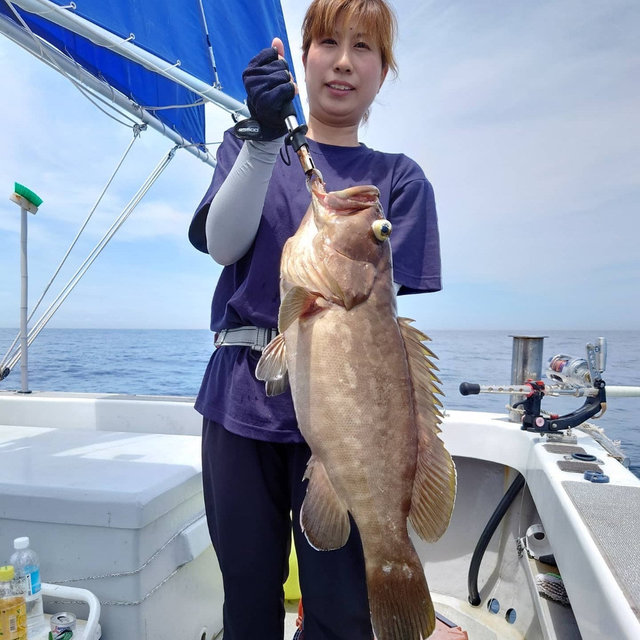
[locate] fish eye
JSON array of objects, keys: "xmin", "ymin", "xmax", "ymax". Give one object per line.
[{"xmin": 372, "ymin": 219, "xmax": 392, "ymax": 242}]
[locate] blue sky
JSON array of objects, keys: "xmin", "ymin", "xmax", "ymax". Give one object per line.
[{"xmin": 0, "ymin": 0, "xmax": 638, "ymax": 331}]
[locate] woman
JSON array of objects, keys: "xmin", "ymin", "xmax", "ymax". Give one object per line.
[{"xmin": 188, "ymin": 1, "xmax": 441, "ymax": 637}]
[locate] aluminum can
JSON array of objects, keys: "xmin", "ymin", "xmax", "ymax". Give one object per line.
[{"xmin": 50, "ymin": 612, "xmax": 76, "ymax": 637}]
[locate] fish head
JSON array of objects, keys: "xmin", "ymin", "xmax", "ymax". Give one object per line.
[
  {"xmin": 294, "ymin": 179, "xmax": 393, "ymax": 309},
  {"xmin": 310, "ymin": 180, "xmax": 392, "ymax": 265}
]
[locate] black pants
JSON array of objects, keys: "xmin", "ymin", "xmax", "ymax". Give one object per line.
[{"xmin": 201, "ymin": 419, "xmax": 374, "ymax": 639}]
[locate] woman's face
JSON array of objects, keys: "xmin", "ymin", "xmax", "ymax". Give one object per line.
[{"xmin": 303, "ymin": 18, "xmax": 388, "ymax": 129}]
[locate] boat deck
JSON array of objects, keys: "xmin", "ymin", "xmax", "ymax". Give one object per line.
[
  {"xmin": 278, "ymin": 593, "xmax": 522, "ymax": 639},
  {"xmin": 279, "ymin": 597, "xmax": 506, "ymax": 640}
]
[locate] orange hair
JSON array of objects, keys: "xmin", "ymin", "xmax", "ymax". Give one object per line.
[{"xmin": 302, "ymin": 0, "xmax": 398, "ymax": 76}]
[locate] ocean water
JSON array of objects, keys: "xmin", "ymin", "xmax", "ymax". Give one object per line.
[{"xmin": 1, "ymin": 328, "xmax": 639, "ymax": 476}]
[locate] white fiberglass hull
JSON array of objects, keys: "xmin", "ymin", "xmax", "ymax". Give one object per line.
[{"xmin": 1, "ymin": 391, "xmax": 638, "ymax": 640}]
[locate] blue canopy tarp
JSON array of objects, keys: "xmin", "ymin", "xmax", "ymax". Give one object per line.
[{"xmin": 0, "ymin": 0, "xmax": 303, "ymax": 148}]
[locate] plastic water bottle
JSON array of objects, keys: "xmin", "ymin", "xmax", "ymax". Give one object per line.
[
  {"xmin": 9, "ymin": 538, "xmax": 45, "ymax": 638},
  {"xmin": 0, "ymin": 564, "xmax": 27, "ymax": 640}
]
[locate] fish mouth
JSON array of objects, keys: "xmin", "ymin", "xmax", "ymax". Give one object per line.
[{"xmin": 312, "ymin": 183, "xmax": 380, "ymax": 215}]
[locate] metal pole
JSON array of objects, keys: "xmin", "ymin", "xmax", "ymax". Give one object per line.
[
  {"xmin": 509, "ymin": 336, "xmax": 545, "ymax": 422},
  {"xmin": 10, "ymin": 184, "xmax": 41, "ymax": 392},
  {"xmin": 20, "ymin": 205, "xmax": 29, "ymax": 393}
]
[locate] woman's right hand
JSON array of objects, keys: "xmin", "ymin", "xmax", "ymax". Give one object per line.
[{"xmin": 242, "ymin": 37, "xmax": 297, "ymax": 140}]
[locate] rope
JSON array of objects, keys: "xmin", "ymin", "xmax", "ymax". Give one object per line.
[
  {"xmin": 0, "ymin": 2, "xmax": 223, "ymax": 377},
  {"xmin": 0, "ymin": 126, "xmax": 144, "ymax": 373},
  {"xmin": 0, "ymin": 145, "xmax": 178, "ymax": 378},
  {"xmin": 196, "ymin": 0, "xmax": 221, "ymax": 89},
  {"xmin": 10, "ymin": 0, "xmax": 239, "ymax": 117},
  {"xmin": 46, "ymin": 568, "xmax": 180, "ymax": 607},
  {"xmin": 48, "ymin": 512, "xmax": 206, "ymax": 607},
  {"xmin": 145, "ymin": 98, "xmax": 206, "ymax": 111},
  {"xmin": 5, "ymin": 1, "xmax": 140, "ymax": 129}
]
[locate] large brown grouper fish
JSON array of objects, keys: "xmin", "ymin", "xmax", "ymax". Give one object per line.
[{"xmin": 256, "ymin": 178, "xmax": 457, "ymax": 640}]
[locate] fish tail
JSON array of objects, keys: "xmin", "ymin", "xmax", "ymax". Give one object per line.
[{"xmin": 367, "ymin": 552, "xmax": 435, "ymax": 640}]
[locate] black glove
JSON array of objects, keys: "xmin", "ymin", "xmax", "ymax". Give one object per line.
[{"xmin": 242, "ymin": 46, "xmax": 295, "ymax": 140}]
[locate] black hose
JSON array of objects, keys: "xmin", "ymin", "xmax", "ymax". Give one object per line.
[{"xmin": 468, "ymin": 472, "xmax": 526, "ymax": 606}]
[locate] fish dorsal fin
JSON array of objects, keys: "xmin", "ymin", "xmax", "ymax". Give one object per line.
[
  {"xmin": 255, "ymin": 333, "xmax": 289, "ymax": 396},
  {"xmin": 398, "ymin": 317, "xmax": 457, "ymax": 542},
  {"xmin": 300, "ymin": 456, "xmax": 351, "ymax": 550},
  {"xmin": 278, "ymin": 286, "xmax": 319, "ymax": 333}
]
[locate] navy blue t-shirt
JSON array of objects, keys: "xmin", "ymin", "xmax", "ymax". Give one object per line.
[{"xmin": 189, "ymin": 129, "xmax": 441, "ymax": 442}]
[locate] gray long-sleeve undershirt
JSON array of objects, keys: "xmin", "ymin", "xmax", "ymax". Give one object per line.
[{"xmin": 205, "ymin": 138, "xmax": 283, "ymax": 265}]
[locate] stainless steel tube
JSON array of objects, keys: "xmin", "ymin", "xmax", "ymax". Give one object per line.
[{"xmin": 509, "ymin": 336, "xmax": 545, "ymax": 422}]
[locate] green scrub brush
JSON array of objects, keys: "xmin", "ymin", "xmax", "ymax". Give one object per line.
[{"xmin": 14, "ymin": 182, "xmax": 43, "ymax": 208}]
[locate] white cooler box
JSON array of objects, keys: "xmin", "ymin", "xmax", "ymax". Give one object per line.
[{"xmin": 0, "ymin": 425, "xmax": 223, "ymax": 640}]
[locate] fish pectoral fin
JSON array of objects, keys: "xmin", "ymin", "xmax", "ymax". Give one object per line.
[
  {"xmin": 300, "ymin": 457, "xmax": 351, "ymax": 551},
  {"xmin": 398, "ymin": 318, "xmax": 457, "ymax": 542},
  {"xmin": 266, "ymin": 373, "xmax": 289, "ymax": 397},
  {"xmin": 278, "ymin": 286, "xmax": 320, "ymax": 333},
  {"xmin": 255, "ymin": 333, "xmax": 289, "ymax": 396}
]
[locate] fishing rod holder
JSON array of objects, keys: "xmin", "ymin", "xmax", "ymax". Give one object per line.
[
  {"xmin": 460, "ymin": 337, "xmax": 609, "ymax": 434},
  {"xmin": 513, "ymin": 379, "xmax": 607, "ymax": 434}
]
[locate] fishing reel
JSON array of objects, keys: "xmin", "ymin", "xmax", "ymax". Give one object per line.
[{"xmin": 460, "ymin": 340, "xmax": 608, "ymax": 434}]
